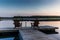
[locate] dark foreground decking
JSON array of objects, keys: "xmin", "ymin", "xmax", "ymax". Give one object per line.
[
  {"xmin": 19, "ymin": 27, "xmax": 57, "ymax": 40},
  {"xmin": 0, "ymin": 27, "xmax": 58, "ymax": 40}
]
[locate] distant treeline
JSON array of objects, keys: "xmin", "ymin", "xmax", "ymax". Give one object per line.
[{"xmin": 0, "ymin": 16, "xmax": 60, "ymax": 21}]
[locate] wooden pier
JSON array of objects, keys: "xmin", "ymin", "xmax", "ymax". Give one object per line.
[
  {"xmin": 0, "ymin": 27, "xmax": 58, "ymax": 40},
  {"xmin": 19, "ymin": 27, "xmax": 57, "ymax": 40}
]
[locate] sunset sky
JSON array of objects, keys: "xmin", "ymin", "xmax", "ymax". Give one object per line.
[{"xmin": 0, "ymin": 0, "xmax": 60, "ymax": 17}]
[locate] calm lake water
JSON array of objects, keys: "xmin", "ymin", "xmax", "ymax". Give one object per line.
[{"xmin": 0, "ymin": 21, "xmax": 60, "ymax": 40}]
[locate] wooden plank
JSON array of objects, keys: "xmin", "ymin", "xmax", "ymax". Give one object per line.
[{"xmin": 33, "ymin": 26, "xmax": 58, "ymax": 30}]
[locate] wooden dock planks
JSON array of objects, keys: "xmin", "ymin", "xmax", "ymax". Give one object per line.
[{"xmin": 19, "ymin": 27, "xmax": 57, "ymax": 40}]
